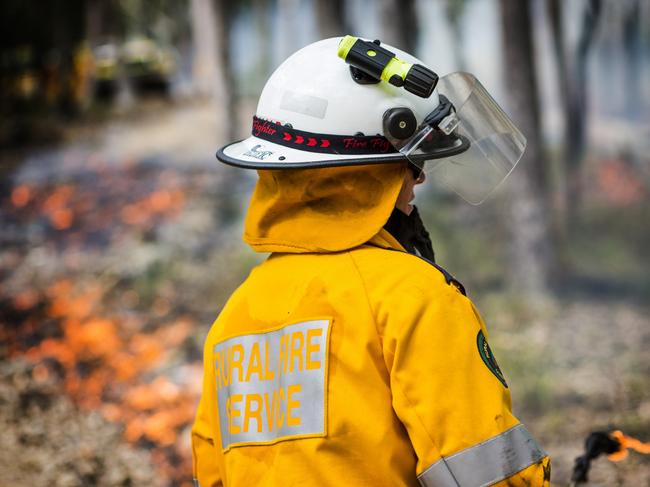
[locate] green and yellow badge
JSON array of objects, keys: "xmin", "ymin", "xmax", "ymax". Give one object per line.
[{"xmin": 477, "ymin": 330, "xmax": 508, "ymax": 388}]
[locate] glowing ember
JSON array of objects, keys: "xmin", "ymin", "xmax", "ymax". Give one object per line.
[
  {"xmin": 11, "ymin": 185, "xmax": 32, "ymax": 207},
  {"xmin": 608, "ymin": 430, "xmax": 650, "ymax": 462}
]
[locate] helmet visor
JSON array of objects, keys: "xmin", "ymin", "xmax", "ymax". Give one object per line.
[{"xmin": 390, "ymin": 72, "xmax": 526, "ymax": 205}]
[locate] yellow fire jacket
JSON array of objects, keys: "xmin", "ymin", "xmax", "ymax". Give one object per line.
[{"xmin": 192, "ymin": 164, "xmax": 550, "ymax": 486}]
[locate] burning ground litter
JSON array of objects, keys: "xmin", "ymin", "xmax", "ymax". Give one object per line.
[{"xmin": 0, "ymin": 103, "xmax": 259, "ymax": 486}]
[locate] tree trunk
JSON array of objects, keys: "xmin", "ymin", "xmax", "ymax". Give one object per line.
[
  {"xmin": 622, "ymin": 0, "xmax": 642, "ymax": 119},
  {"xmin": 252, "ymin": 0, "xmax": 272, "ymax": 84},
  {"xmin": 190, "ymin": 0, "xmax": 236, "ymax": 142},
  {"xmin": 190, "ymin": 0, "xmax": 219, "ymax": 97},
  {"xmin": 315, "ymin": 0, "xmax": 349, "ymax": 39},
  {"xmin": 379, "ymin": 0, "xmax": 418, "ymax": 53},
  {"xmin": 85, "ymin": 0, "xmax": 104, "ymax": 47},
  {"xmin": 499, "ymin": 0, "xmax": 554, "ymax": 299},
  {"xmin": 565, "ymin": 0, "xmax": 602, "ymax": 220},
  {"xmin": 547, "ymin": 0, "xmax": 570, "ymax": 185},
  {"xmin": 85, "ymin": 0, "xmax": 123, "ymax": 46},
  {"xmin": 276, "ymin": 0, "xmax": 301, "ymax": 61},
  {"xmin": 445, "ymin": 0, "xmax": 469, "ymax": 70},
  {"xmin": 545, "ymin": 0, "xmax": 571, "ymax": 270},
  {"xmin": 214, "ymin": 0, "xmax": 237, "ymax": 142}
]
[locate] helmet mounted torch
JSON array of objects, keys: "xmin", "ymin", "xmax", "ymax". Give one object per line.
[{"xmin": 337, "ymin": 35, "xmax": 439, "ymax": 98}]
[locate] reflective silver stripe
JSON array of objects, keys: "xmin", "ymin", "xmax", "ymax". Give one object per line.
[
  {"xmin": 418, "ymin": 424, "xmax": 546, "ymax": 487},
  {"xmin": 192, "ymin": 479, "xmax": 201, "ymax": 487}
]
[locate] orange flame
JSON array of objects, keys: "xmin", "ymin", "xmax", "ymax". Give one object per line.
[
  {"xmin": 120, "ymin": 189, "xmax": 185, "ymax": 226},
  {"xmin": 12, "ymin": 279, "xmax": 200, "ymax": 484},
  {"xmin": 15, "ymin": 178, "xmax": 186, "ymax": 234},
  {"xmin": 41, "ymin": 186, "xmax": 76, "ymax": 229},
  {"xmin": 608, "ymin": 430, "xmax": 650, "ymax": 462},
  {"xmin": 7, "ymin": 178, "xmax": 194, "ymax": 483},
  {"xmin": 11, "ymin": 185, "xmax": 32, "ymax": 207}
]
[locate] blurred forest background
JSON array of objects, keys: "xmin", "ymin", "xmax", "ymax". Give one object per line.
[{"xmin": 1, "ymin": 0, "xmax": 649, "ymax": 485}]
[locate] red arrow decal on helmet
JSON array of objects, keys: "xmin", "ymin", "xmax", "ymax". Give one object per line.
[{"xmin": 251, "ymin": 116, "xmax": 399, "ymax": 156}]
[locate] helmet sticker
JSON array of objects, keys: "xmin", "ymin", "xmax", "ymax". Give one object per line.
[
  {"xmin": 477, "ymin": 330, "xmax": 508, "ymax": 388},
  {"xmin": 280, "ymin": 91, "xmax": 328, "ymax": 119},
  {"xmin": 243, "ymin": 144, "xmax": 274, "ymax": 160}
]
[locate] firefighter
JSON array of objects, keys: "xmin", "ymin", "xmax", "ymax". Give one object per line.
[{"xmin": 192, "ymin": 37, "xmax": 550, "ymax": 486}]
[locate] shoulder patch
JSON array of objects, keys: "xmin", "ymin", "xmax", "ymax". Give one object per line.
[{"xmin": 477, "ymin": 330, "xmax": 508, "ymax": 388}]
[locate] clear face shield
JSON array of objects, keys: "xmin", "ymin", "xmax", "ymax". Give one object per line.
[{"xmin": 384, "ymin": 73, "xmax": 526, "ymax": 205}]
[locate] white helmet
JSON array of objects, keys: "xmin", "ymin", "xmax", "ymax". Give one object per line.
[{"xmin": 217, "ymin": 36, "xmax": 526, "ymax": 204}]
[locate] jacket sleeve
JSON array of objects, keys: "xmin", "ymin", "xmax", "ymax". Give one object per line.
[
  {"xmin": 374, "ymin": 273, "xmax": 550, "ymax": 486},
  {"xmin": 191, "ymin": 337, "xmax": 224, "ymax": 487}
]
